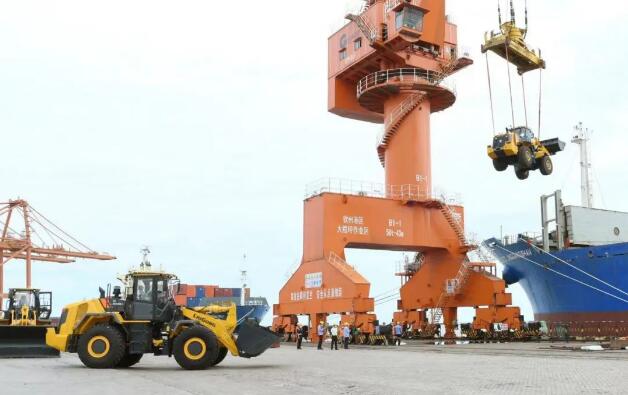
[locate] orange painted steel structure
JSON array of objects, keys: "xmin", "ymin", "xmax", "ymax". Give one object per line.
[
  {"xmin": 0, "ymin": 200, "xmax": 116, "ymax": 305},
  {"xmin": 273, "ymin": 0, "xmax": 522, "ymax": 339}
]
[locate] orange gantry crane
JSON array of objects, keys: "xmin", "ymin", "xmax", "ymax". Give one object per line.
[
  {"xmin": 0, "ymin": 199, "xmax": 116, "ymax": 305},
  {"xmin": 273, "ymin": 0, "xmax": 522, "ymax": 339}
]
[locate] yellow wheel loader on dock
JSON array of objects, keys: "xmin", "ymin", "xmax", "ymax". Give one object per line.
[
  {"xmin": 0, "ymin": 288, "xmax": 59, "ymax": 358},
  {"xmin": 46, "ymin": 269, "xmax": 279, "ymax": 370}
]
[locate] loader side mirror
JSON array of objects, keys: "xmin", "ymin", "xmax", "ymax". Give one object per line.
[{"xmin": 99, "ymin": 287, "xmax": 106, "ymax": 299}]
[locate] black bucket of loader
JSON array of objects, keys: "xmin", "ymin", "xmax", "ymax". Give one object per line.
[
  {"xmin": 541, "ymin": 138, "xmax": 566, "ymax": 155},
  {"xmin": 235, "ymin": 321, "xmax": 281, "ymax": 358},
  {"xmin": 0, "ymin": 326, "xmax": 60, "ymax": 358}
]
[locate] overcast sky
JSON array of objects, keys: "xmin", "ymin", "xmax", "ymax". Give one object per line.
[{"xmin": 1, "ymin": 0, "xmax": 627, "ymax": 324}]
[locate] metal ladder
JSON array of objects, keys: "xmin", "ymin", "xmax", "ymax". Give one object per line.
[{"xmin": 377, "ymin": 56, "xmax": 460, "ymax": 164}]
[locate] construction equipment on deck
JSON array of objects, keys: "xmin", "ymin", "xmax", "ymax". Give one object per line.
[
  {"xmin": 482, "ymin": 1, "xmax": 563, "ymax": 179},
  {"xmin": 0, "ymin": 288, "xmax": 59, "ymax": 357},
  {"xmin": 46, "ymin": 266, "xmax": 279, "ymax": 370},
  {"xmin": 488, "ymin": 126, "xmax": 566, "ymax": 180},
  {"xmin": 0, "ymin": 199, "xmax": 115, "ymax": 357}
]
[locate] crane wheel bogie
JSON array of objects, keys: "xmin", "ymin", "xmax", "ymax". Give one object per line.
[
  {"xmin": 77, "ymin": 324, "xmax": 126, "ymax": 369},
  {"xmin": 173, "ymin": 326, "xmax": 219, "ymax": 370}
]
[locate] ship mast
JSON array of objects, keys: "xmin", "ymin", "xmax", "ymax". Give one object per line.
[
  {"xmin": 571, "ymin": 122, "xmax": 594, "ymax": 208},
  {"xmin": 240, "ymin": 253, "xmax": 247, "ymax": 306}
]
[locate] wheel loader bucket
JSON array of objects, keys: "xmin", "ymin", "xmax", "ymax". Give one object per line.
[
  {"xmin": 540, "ymin": 138, "xmax": 566, "ymax": 155},
  {"xmin": 0, "ymin": 326, "xmax": 60, "ymax": 358},
  {"xmin": 235, "ymin": 320, "xmax": 281, "ymax": 358}
]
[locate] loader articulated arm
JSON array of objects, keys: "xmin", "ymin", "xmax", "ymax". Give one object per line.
[{"xmin": 179, "ymin": 304, "xmax": 240, "ymax": 356}]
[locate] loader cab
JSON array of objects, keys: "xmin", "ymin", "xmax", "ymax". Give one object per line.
[
  {"xmin": 4, "ymin": 288, "xmax": 52, "ymax": 322},
  {"xmin": 509, "ymin": 126, "xmax": 534, "ymax": 143},
  {"xmin": 123, "ymin": 272, "xmax": 179, "ymax": 322}
]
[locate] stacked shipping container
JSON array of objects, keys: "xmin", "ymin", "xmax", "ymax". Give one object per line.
[{"xmin": 173, "ymin": 284, "xmax": 249, "ymax": 307}]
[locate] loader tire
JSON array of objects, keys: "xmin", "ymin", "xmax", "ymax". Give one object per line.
[
  {"xmin": 492, "ymin": 159, "xmax": 508, "ymax": 172},
  {"xmin": 212, "ymin": 347, "xmax": 228, "ymax": 366},
  {"xmin": 173, "ymin": 326, "xmax": 219, "ymax": 370},
  {"xmin": 116, "ymin": 352, "xmax": 143, "ymax": 368},
  {"xmin": 77, "ymin": 324, "xmax": 125, "ymax": 369},
  {"xmin": 515, "ymin": 166, "xmax": 530, "ymax": 180},
  {"xmin": 539, "ymin": 156, "xmax": 553, "ymax": 176},
  {"xmin": 517, "ymin": 146, "xmax": 534, "ymax": 170}
]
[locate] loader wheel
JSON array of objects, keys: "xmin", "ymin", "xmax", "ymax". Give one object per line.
[
  {"xmin": 212, "ymin": 347, "xmax": 228, "ymax": 366},
  {"xmin": 116, "ymin": 352, "xmax": 143, "ymax": 368},
  {"xmin": 77, "ymin": 325, "xmax": 125, "ymax": 369},
  {"xmin": 173, "ymin": 326, "xmax": 219, "ymax": 370},
  {"xmin": 517, "ymin": 146, "xmax": 534, "ymax": 170},
  {"xmin": 539, "ymin": 156, "xmax": 553, "ymax": 176},
  {"xmin": 515, "ymin": 166, "xmax": 530, "ymax": 180},
  {"xmin": 492, "ymin": 159, "xmax": 508, "ymax": 172}
]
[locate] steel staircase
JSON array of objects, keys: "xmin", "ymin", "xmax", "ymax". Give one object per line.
[
  {"xmin": 376, "ymin": 57, "xmax": 460, "ymax": 166},
  {"xmin": 346, "ymin": 13, "xmax": 378, "ymax": 43}
]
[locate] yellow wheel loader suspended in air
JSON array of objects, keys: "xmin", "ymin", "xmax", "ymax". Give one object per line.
[
  {"xmin": 487, "ymin": 126, "xmax": 565, "ymax": 180},
  {"xmin": 482, "ymin": 1, "xmax": 565, "ymax": 180},
  {"xmin": 46, "ymin": 268, "xmax": 279, "ymax": 370}
]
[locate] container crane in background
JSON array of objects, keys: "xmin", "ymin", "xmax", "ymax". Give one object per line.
[
  {"xmin": 273, "ymin": 0, "xmax": 522, "ymax": 340},
  {"xmin": 483, "ymin": 0, "xmax": 565, "ymax": 180},
  {"xmin": 0, "ymin": 199, "xmax": 116, "ymax": 306}
]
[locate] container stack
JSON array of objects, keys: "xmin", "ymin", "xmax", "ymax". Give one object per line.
[{"xmin": 173, "ymin": 285, "xmax": 249, "ymax": 307}]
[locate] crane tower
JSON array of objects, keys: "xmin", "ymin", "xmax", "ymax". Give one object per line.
[{"xmin": 273, "ymin": 0, "xmax": 522, "ymax": 338}]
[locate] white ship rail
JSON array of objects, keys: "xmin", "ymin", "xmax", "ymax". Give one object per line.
[
  {"xmin": 501, "ymin": 232, "xmax": 542, "ymax": 246},
  {"xmin": 305, "ymin": 178, "xmax": 462, "ymax": 205}
]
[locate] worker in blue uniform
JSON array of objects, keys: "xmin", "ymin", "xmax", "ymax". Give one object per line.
[
  {"xmin": 317, "ymin": 321, "xmax": 325, "ymax": 350},
  {"xmin": 342, "ymin": 323, "xmax": 351, "ymax": 349},
  {"xmin": 394, "ymin": 322, "xmax": 403, "ymax": 346}
]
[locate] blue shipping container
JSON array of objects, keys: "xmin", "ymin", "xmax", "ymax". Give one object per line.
[
  {"xmin": 232, "ymin": 288, "xmax": 241, "ymax": 297},
  {"xmin": 196, "ymin": 286, "xmax": 206, "ymax": 298}
]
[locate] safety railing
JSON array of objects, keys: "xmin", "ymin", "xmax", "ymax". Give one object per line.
[
  {"xmin": 356, "ymin": 68, "xmax": 456, "ymax": 98},
  {"xmin": 305, "ymin": 178, "xmax": 462, "ymax": 205},
  {"xmin": 502, "ymin": 232, "xmax": 542, "ymax": 246}
]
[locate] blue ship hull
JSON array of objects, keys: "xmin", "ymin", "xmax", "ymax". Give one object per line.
[
  {"xmin": 236, "ymin": 304, "xmax": 270, "ymax": 323},
  {"xmin": 485, "ymin": 238, "xmax": 628, "ymax": 322}
]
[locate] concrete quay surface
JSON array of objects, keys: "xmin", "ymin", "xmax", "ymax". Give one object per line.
[{"xmin": 1, "ymin": 342, "xmax": 626, "ymax": 394}]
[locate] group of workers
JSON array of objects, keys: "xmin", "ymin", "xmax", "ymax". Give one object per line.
[{"xmin": 294, "ymin": 320, "xmax": 406, "ymax": 349}]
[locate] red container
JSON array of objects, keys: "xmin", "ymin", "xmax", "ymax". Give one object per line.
[
  {"xmin": 245, "ymin": 287, "xmax": 251, "ymax": 299},
  {"xmin": 174, "ymin": 295, "xmax": 187, "ymax": 306},
  {"xmin": 178, "ymin": 284, "xmax": 188, "ymax": 296},
  {"xmin": 215, "ymin": 288, "xmax": 231, "ymax": 297},
  {"xmin": 186, "ymin": 285, "xmax": 197, "ymax": 298},
  {"xmin": 204, "ymin": 286, "xmax": 216, "ymax": 298}
]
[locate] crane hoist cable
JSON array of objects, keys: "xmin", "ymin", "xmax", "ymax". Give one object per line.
[
  {"xmin": 504, "ymin": 41, "xmax": 516, "ymax": 127},
  {"xmin": 485, "ymin": 52, "xmax": 497, "ymax": 135},
  {"xmin": 521, "ymin": 74, "xmax": 528, "ymax": 128},
  {"xmin": 538, "ymin": 67, "xmax": 543, "ymax": 138}
]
